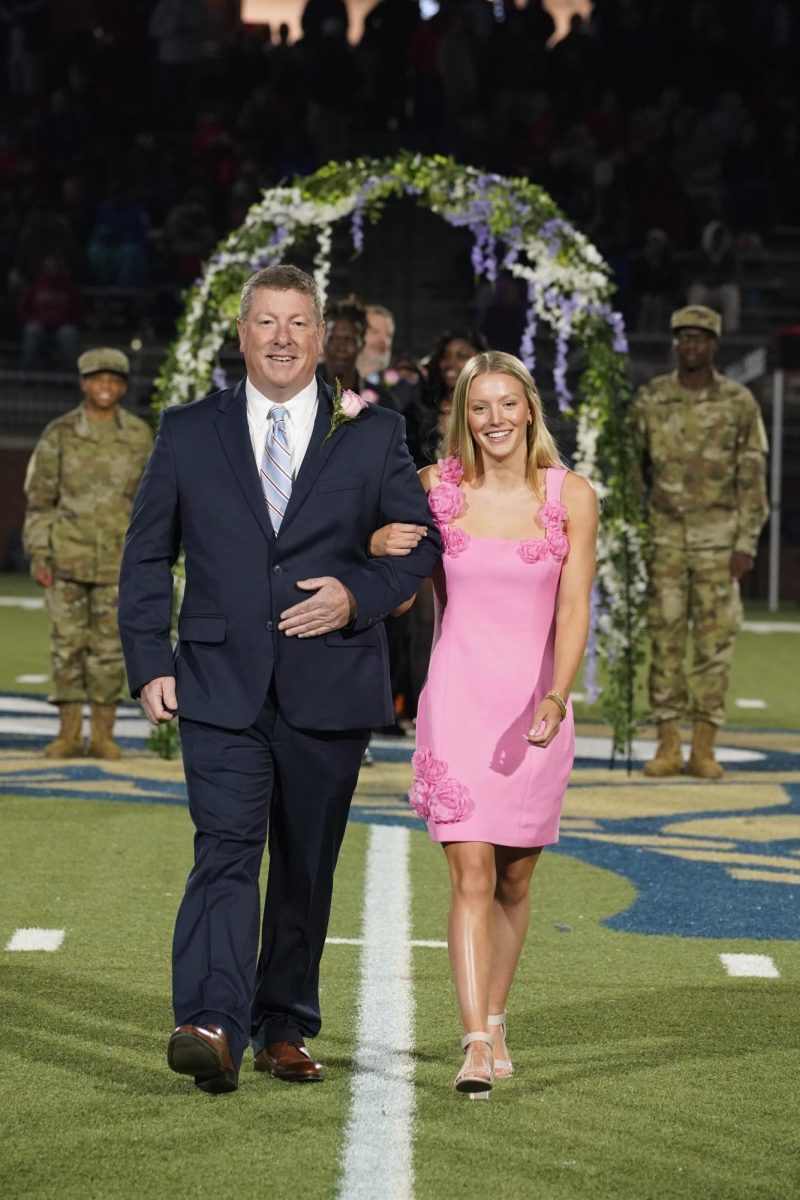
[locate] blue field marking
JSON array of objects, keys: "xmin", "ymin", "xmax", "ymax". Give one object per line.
[
  {"xmin": 551, "ymin": 788, "xmax": 800, "ymax": 942},
  {"xmin": 3, "ymin": 735, "xmax": 800, "ymax": 942}
]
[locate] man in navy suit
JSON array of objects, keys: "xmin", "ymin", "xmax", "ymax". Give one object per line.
[{"xmin": 118, "ymin": 264, "xmax": 440, "ymax": 1093}]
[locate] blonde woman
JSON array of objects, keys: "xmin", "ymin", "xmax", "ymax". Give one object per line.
[{"xmin": 375, "ymin": 351, "xmax": 597, "ymax": 1097}]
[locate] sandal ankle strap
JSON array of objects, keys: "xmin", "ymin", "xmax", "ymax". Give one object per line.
[
  {"xmin": 460, "ymin": 1031, "xmax": 493, "ymax": 1050},
  {"xmin": 487, "ymin": 1012, "xmax": 507, "ymax": 1027}
]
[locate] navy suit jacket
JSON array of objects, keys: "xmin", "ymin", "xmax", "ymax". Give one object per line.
[{"xmin": 118, "ymin": 378, "xmax": 441, "ymax": 730}]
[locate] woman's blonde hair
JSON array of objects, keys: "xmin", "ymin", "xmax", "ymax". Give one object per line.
[{"xmin": 439, "ymin": 351, "xmax": 564, "ymax": 497}]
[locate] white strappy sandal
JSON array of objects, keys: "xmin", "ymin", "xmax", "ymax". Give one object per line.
[
  {"xmin": 454, "ymin": 1031, "xmax": 494, "ymax": 1098},
  {"xmin": 489, "ymin": 1011, "xmax": 514, "ymax": 1079}
]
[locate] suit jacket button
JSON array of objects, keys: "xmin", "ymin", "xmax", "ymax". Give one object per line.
[
  {"xmin": 272, "ymin": 565, "xmax": 284, "ymax": 575},
  {"xmin": 266, "ymin": 621, "xmax": 274, "ymax": 631}
]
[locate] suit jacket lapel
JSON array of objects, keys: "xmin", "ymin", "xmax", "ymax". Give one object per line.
[
  {"xmin": 279, "ymin": 381, "xmax": 348, "ymax": 537},
  {"xmin": 214, "ymin": 379, "xmax": 274, "ymax": 543}
]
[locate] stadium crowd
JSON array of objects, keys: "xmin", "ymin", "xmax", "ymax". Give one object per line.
[{"xmin": 1, "ymin": 0, "xmax": 798, "ymax": 358}]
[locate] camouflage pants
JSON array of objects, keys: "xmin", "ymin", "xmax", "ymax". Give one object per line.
[
  {"xmin": 45, "ymin": 579, "xmax": 125, "ymax": 705},
  {"xmin": 646, "ymin": 525, "xmax": 742, "ymax": 727}
]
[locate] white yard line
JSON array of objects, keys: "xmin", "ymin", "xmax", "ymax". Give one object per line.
[
  {"xmin": 0, "ymin": 596, "xmax": 44, "ymax": 610},
  {"xmin": 6, "ymin": 928, "xmax": 65, "ymax": 951},
  {"xmin": 735, "ymin": 699, "xmax": 766, "ymax": 709},
  {"xmin": 719, "ymin": 953, "xmax": 780, "ymax": 978},
  {"xmin": 741, "ymin": 621, "xmax": 800, "ymax": 634},
  {"xmin": 327, "ymin": 936, "xmax": 447, "ymax": 949},
  {"xmin": 338, "ymin": 825, "xmax": 415, "ymax": 1200}
]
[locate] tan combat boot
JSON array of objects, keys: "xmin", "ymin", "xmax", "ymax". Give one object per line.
[
  {"xmin": 88, "ymin": 704, "xmax": 123, "ymax": 760},
  {"xmin": 44, "ymin": 702, "xmax": 84, "ymax": 758},
  {"xmin": 643, "ymin": 718, "xmax": 683, "ymax": 777},
  {"xmin": 686, "ymin": 720, "xmax": 724, "ymax": 779}
]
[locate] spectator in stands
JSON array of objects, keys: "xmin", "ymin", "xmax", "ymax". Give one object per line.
[
  {"xmin": 687, "ymin": 219, "xmax": 742, "ymax": 333},
  {"xmin": 164, "ymin": 189, "xmax": 216, "ymax": 284},
  {"xmin": 631, "ymin": 228, "xmax": 682, "ymax": 333},
  {"xmin": 18, "ymin": 255, "xmax": 83, "ymax": 371},
  {"xmin": 86, "ymin": 181, "xmax": 150, "ymax": 287}
]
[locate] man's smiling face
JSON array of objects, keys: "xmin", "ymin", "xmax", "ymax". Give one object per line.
[{"xmin": 237, "ymin": 287, "xmax": 325, "ymax": 402}]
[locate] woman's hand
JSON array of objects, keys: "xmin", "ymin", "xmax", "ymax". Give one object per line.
[
  {"xmin": 369, "ymin": 523, "xmax": 428, "ymax": 557},
  {"xmin": 524, "ymin": 698, "xmax": 563, "ymax": 748}
]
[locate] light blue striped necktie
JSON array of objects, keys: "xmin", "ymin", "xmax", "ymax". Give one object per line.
[{"xmin": 260, "ymin": 405, "xmax": 292, "ymax": 532}]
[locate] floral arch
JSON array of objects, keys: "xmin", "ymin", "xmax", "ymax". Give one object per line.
[{"xmin": 153, "ymin": 153, "xmax": 646, "ymax": 758}]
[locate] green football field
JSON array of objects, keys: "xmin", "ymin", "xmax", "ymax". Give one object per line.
[
  {"xmin": 2, "ymin": 574, "xmax": 799, "ymax": 1199},
  {"xmin": 1, "ymin": 781, "xmax": 799, "ymax": 1200}
]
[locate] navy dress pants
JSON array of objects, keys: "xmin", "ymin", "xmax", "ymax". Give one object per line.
[{"xmin": 173, "ymin": 685, "xmax": 369, "ymax": 1067}]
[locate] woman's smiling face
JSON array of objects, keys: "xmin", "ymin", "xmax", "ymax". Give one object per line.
[{"xmin": 466, "ymin": 372, "xmax": 530, "ymax": 463}]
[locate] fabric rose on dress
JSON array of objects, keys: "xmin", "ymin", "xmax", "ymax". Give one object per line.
[
  {"xmin": 408, "ymin": 778, "xmax": 432, "ymax": 820},
  {"xmin": 340, "ymin": 388, "xmax": 370, "ymax": 417},
  {"xmin": 412, "ymin": 748, "xmax": 448, "ymax": 783},
  {"xmin": 408, "ymin": 749, "xmax": 471, "ymax": 823},
  {"xmin": 443, "ymin": 526, "xmax": 470, "ymax": 558},
  {"xmin": 437, "ymin": 456, "xmax": 464, "ymax": 485},
  {"xmin": 517, "ymin": 536, "xmax": 548, "ymax": 564},
  {"xmin": 428, "ymin": 776, "xmax": 471, "ymax": 823},
  {"xmin": 536, "ymin": 500, "xmax": 568, "ymax": 531},
  {"xmin": 547, "ymin": 530, "xmax": 570, "ymax": 561},
  {"xmin": 428, "ymin": 482, "xmax": 464, "ymax": 526}
]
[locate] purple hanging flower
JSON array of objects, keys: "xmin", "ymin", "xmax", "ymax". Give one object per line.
[
  {"xmin": 519, "ymin": 282, "xmax": 538, "ymax": 372},
  {"xmin": 350, "ymin": 204, "xmax": 365, "ymax": 255},
  {"xmin": 610, "ymin": 310, "xmax": 629, "ymax": 354},
  {"xmin": 211, "ymin": 366, "xmax": 228, "ymax": 391}
]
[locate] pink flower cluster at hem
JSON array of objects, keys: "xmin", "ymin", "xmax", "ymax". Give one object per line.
[{"xmin": 408, "ymin": 748, "xmax": 471, "ymax": 823}]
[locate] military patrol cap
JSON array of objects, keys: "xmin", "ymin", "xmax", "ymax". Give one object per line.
[
  {"xmin": 670, "ymin": 306, "xmax": 722, "ymax": 337},
  {"xmin": 77, "ymin": 347, "xmax": 130, "ymax": 378}
]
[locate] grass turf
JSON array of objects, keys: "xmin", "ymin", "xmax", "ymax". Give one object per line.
[
  {"xmin": 2, "ymin": 789, "xmax": 799, "ymax": 1199},
  {"xmin": 410, "ymin": 834, "xmax": 800, "ymax": 1200},
  {"xmin": 0, "ymin": 795, "xmax": 366, "ymax": 1200}
]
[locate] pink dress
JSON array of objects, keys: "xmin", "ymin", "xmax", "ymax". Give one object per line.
[{"xmin": 409, "ymin": 460, "xmax": 575, "ymax": 847}]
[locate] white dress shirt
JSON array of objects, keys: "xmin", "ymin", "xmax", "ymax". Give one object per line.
[{"xmin": 245, "ymin": 376, "xmax": 319, "ymax": 478}]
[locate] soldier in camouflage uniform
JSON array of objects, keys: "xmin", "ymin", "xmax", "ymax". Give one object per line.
[
  {"xmin": 23, "ymin": 348, "xmax": 153, "ymax": 758},
  {"xmin": 632, "ymin": 305, "xmax": 769, "ymax": 778}
]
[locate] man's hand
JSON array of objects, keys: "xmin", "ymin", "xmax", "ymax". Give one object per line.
[
  {"xmin": 279, "ymin": 578, "xmax": 355, "ymax": 638},
  {"xmin": 140, "ymin": 676, "xmax": 178, "ymax": 724},
  {"xmin": 369, "ymin": 523, "xmax": 428, "ymax": 557},
  {"xmin": 31, "ymin": 565, "xmax": 53, "ymax": 588},
  {"xmin": 731, "ymin": 551, "xmax": 754, "ymax": 582}
]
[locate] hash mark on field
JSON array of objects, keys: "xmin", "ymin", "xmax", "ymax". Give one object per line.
[
  {"xmin": 6, "ymin": 928, "xmax": 65, "ymax": 952},
  {"xmin": 338, "ymin": 825, "xmax": 414, "ymax": 1200},
  {"xmin": 719, "ymin": 953, "xmax": 779, "ymax": 978},
  {"xmin": 327, "ymin": 936, "xmax": 446, "ymax": 949},
  {"xmin": 735, "ymin": 698, "xmax": 766, "ymax": 710}
]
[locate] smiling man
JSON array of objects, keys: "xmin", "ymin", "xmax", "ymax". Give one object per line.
[
  {"xmin": 118, "ymin": 264, "xmax": 440, "ymax": 1094},
  {"xmin": 632, "ymin": 305, "xmax": 769, "ymax": 779}
]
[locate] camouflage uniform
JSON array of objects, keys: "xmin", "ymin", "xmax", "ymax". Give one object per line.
[
  {"xmin": 632, "ymin": 370, "xmax": 769, "ymax": 727},
  {"xmin": 23, "ymin": 402, "xmax": 153, "ymax": 704}
]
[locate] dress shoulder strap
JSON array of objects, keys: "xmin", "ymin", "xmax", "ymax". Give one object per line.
[{"xmin": 545, "ymin": 466, "xmax": 569, "ymax": 503}]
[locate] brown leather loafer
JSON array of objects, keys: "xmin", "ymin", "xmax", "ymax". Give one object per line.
[
  {"xmin": 167, "ymin": 1024, "xmax": 239, "ymax": 1094},
  {"xmin": 254, "ymin": 1042, "xmax": 325, "ymax": 1083}
]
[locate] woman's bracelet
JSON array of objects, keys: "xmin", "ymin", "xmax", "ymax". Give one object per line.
[{"xmin": 544, "ymin": 690, "xmax": 568, "ymax": 720}]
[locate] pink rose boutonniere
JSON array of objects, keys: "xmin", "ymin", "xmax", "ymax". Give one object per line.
[
  {"xmin": 382, "ymin": 368, "xmax": 401, "ymax": 387},
  {"xmin": 324, "ymin": 377, "xmax": 370, "ymax": 442}
]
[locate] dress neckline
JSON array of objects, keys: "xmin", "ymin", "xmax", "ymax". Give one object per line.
[{"xmin": 450, "ymin": 466, "xmax": 550, "ymax": 543}]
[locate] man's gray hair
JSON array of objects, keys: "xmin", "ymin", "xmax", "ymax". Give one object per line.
[
  {"xmin": 366, "ymin": 303, "xmax": 395, "ymax": 326},
  {"xmin": 239, "ymin": 265, "xmax": 323, "ymax": 324}
]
